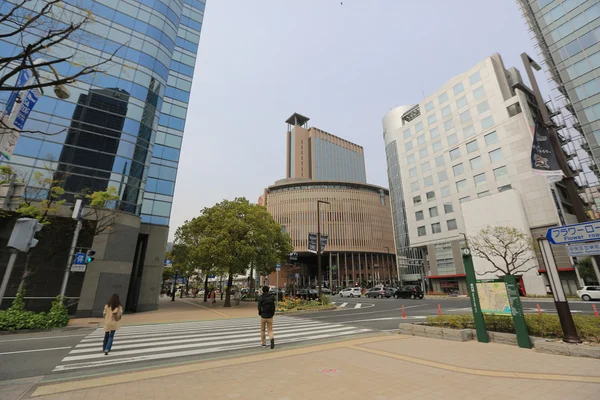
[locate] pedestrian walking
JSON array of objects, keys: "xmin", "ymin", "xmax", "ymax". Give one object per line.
[
  {"xmin": 209, "ymin": 289, "xmax": 216, "ymax": 306},
  {"xmin": 233, "ymin": 287, "xmax": 240, "ymax": 307},
  {"xmin": 102, "ymin": 293, "xmax": 123, "ymax": 355},
  {"xmin": 258, "ymin": 286, "xmax": 276, "ymax": 349}
]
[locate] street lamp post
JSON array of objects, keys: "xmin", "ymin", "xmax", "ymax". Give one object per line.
[
  {"xmin": 384, "ymin": 247, "xmax": 390, "ymax": 285},
  {"xmin": 317, "ymin": 200, "xmax": 330, "ymax": 298},
  {"xmin": 521, "ymin": 53, "xmax": 582, "ymax": 343}
]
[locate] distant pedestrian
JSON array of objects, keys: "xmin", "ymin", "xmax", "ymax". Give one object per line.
[
  {"xmin": 233, "ymin": 287, "xmax": 240, "ymax": 307},
  {"xmin": 209, "ymin": 289, "xmax": 216, "ymax": 306},
  {"xmin": 103, "ymin": 293, "xmax": 123, "ymax": 355},
  {"xmin": 258, "ymin": 286, "xmax": 276, "ymax": 349}
]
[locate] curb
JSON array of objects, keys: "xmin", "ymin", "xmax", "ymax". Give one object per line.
[
  {"xmin": 0, "ymin": 325, "xmax": 94, "ymax": 335},
  {"xmin": 398, "ymin": 323, "xmax": 600, "ymax": 359}
]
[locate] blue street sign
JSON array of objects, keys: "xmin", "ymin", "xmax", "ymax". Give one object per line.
[
  {"xmin": 276, "ymin": 263, "xmax": 281, "ymax": 272},
  {"xmin": 74, "ymin": 252, "xmax": 86, "ymax": 265},
  {"xmin": 13, "ymin": 89, "xmax": 40, "ymax": 130},
  {"xmin": 567, "ymin": 242, "xmax": 600, "ymax": 257},
  {"xmin": 546, "ymin": 221, "xmax": 600, "ymax": 244}
]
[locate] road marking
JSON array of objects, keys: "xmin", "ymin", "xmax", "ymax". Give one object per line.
[
  {"xmin": 339, "ymin": 303, "xmax": 347, "ymax": 308},
  {"xmin": 330, "ymin": 301, "xmax": 374, "ymax": 309},
  {"xmin": 354, "ymin": 303, "xmax": 362, "ymax": 309},
  {"xmin": 308, "ymin": 303, "xmax": 428, "ymax": 319},
  {"xmin": 0, "ymin": 334, "xmax": 87, "ymax": 343},
  {"xmin": 340, "ymin": 316, "xmax": 427, "ymax": 323},
  {"xmin": 0, "ymin": 346, "xmax": 71, "ymax": 355}
]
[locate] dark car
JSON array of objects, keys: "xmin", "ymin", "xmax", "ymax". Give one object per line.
[
  {"xmin": 366, "ymin": 287, "xmax": 393, "ymax": 298},
  {"xmin": 394, "ymin": 285, "xmax": 424, "ymax": 299},
  {"xmin": 296, "ymin": 289, "xmax": 319, "ymax": 300}
]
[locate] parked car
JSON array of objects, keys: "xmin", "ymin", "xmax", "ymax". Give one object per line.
[
  {"xmin": 321, "ymin": 288, "xmax": 332, "ymax": 295},
  {"xmin": 339, "ymin": 288, "xmax": 362, "ymax": 298},
  {"xmin": 577, "ymin": 286, "xmax": 600, "ymax": 301},
  {"xmin": 296, "ymin": 289, "xmax": 319, "ymax": 300},
  {"xmin": 366, "ymin": 287, "xmax": 393, "ymax": 298},
  {"xmin": 394, "ymin": 285, "xmax": 424, "ymax": 299}
]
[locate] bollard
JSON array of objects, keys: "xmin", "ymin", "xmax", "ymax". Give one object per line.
[
  {"xmin": 402, "ymin": 304, "xmax": 407, "ymax": 319},
  {"xmin": 437, "ymin": 303, "xmax": 442, "ymax": 317},
  {"xmin": 537, "ymin": 304, "xmax": 542, "ymax": 316},
  {"xmin": 593, "ymin": 304, "xmax": 599, "ymax": 319}
]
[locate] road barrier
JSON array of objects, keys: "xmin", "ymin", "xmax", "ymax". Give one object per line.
[
  {"xmin": 437, "ymin": 304, "xmax": 442, "ymax": 317},
  {"xmin": 537, "ymin": 304, "xmax": 542, "ymax": 315},
  {"xmin": 593, "ymin": 304, "xmax": 598, "ymax": 319},
  {"xmin": 402, "ymin": 304, "xmax": 406, "ymax": 319}
]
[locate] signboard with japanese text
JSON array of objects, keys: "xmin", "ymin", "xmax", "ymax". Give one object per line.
[
  {"xmin": 567, "ymin": 242, "xmax": 600, "ymax": 257},
  {"xmin": 546, "ymin": 221, "xmax": 600, "ymax": 245}
]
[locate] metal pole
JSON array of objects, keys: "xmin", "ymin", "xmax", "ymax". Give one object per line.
[
  {"xmin": 0, "ymin": 250, "xmax": 18, "ymax": 307},
  {"xmin": 328, "ymin": 251, "xmax": 332, "ymax": 291},
  {"xmin": 317, "ymin": 200, "xmax": 322, "ymax": 298},
  {"xmin": 60, "ymin": 217, "xmax": 82, "ymax": 299},
  {"xmin": 591, "ymin": 257, "xmax": 600, "ymax": 285},
  {"xmin": 276, "ymin": 268, "xmax": 279, "ymax": 310},
  {"xmin": 344, "ymin": 252, "xmax": 348, "ymax": 288}
]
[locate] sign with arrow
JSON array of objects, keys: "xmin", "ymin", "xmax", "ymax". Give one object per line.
[{"xmin": 546, "ymin": 221, "xmax": 600, "ymax": 245}]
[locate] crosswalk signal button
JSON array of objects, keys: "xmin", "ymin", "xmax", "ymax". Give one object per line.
[{"xmin": 85, "ymin": 249, "xmax": 96, "ymax": 264}]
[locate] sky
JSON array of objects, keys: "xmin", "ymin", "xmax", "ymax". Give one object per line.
[{"xmin": 169, "ymin": 0, "xmax": 547, "ymax": 240}]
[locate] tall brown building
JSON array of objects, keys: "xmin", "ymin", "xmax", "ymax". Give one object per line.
[{"xmin": 262, "ymin": 114, "xmax": 396, "ymax": 290}]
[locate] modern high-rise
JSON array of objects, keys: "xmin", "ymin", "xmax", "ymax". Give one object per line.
[
  {"xmin": 0, "ymin": 0, "xmax": 205, "ymax": 315},
  {"xmin": 518, "ymin": 0, "xmax": 600, "ymax": 192},
  {"xmin": 286, "ymin": 113, "xmax": 367, "ymax": 183},
  {"xmin": 383, "ymin": 54, "xmax": 580, "ymax": 295}
]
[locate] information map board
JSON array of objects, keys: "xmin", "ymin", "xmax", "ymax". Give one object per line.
[{"xmin": 475, "ymin": 280, "xmax": 511, "ymax": 316}]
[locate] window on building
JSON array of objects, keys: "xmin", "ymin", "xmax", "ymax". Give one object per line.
[
  {"xmin": 435, "ymin": 242, "xmax": 456, "ymax": 275},
  {"xmin": 456, "ymin": 179, "xmax": 467, "ymax": 192},
  {"xmin": 473, "ymin": 85, "xmax": 485, "ymax": 99},
  {"xmin": 507, "ymin": 103, "xmax": 522, "ymax": 117},
  {"xmin": 426, "ymin": 191, "xmax": 436, "ymax": 202},
  {"xmin": 466, "ymin": 140, "xmax": 479, "ymax": 153},
  {"xmin": 418, "ymin": 134, "xmax": 426, "ymax": 145},
  {"xmin": 469, "ymin": 71, "xmax": 481, "ymax": 84},
  {"xmin": 431, "ymin": 222, "xmax": 442, "ymax": 234},
  {"xmin": 427, "ymin": 114, "xmax": 437, "ymax": 125},
  {"xmin": 413, "ymin": 195, "xmax": 422, "ymax": 204},
  {"xmin": 404, "ymin": 129, "xmax": 411, "ymax": 139},
  {"xmin": 463, "ymin": 125, "xmax": 475, "ymax": 138},
  {"xmin": 435, "ymin": 154, "xmax": 445, "ymax": 167},
  {"xmin": 433, "ymin": 141, "xmax": 442, "ymax": 152},
  {"xmin": 409, "ymin": 167, "xmax": 417, "ymax": 178},
  {"xmin": 416, "ymin": 122, "xmax": 423, "ymax": 132},
  {"xmin": 484, "ymin": 131, "xmax": 498, "ymax": 145},
  {"xmin": 411, "ymin": 181, "xmax": 420, "ymax": 192},
  {"xmin": 474, "ymin": 173, "xmax": 487, "ymax": 186},
  {"xmin": 438, "ymin": 170, "xmax": 448, "ymax": 182},
  {"xmin": 430, "ymin": 127, "xmax": 440, "ymax": 138},
  {"xmin": 444, "ymin": 203, "xmax": 454, "ymax": 214},
  {"xmin": 421, "ymin": 161, "xmax": 431, "ymax": 173},
  {"xmin": 438, "ymin": 92, "xmax": 449, "ymax": 104},
  {"xmin": 453, "ymin": 163, "xmax": 464, "ymax": 176},
  {"xmin": 429, "ymin": 206, "xmax": 439, "ymax": 218},
  {"xmin": 477, "ymin": 100, "xmax": 490, "ymax": 114},
  {"xmin": 477, "ymin": 191, "xmax": 490, "ymax": 198},
  {"xmin": 418, "ymin": 226, "xmax": 426, "ymax": 237},
  {"xmin": 447, "ymin": 133, "xmax": 458, "ymax": 145},
  {"xmin": 441, "ymin": 105, "xmax": 451, "ymax": 116},
  {"xmin": 459, "ymin": 196, "xmax": 470, "ymax": 203},
  {"xmin": 444, "ymin": 119, "xmax": 455, "ymax": 131},
  {"xmin": 470, "ymin": 156, "xmax": 482, "ymax": 169},
  {"xmin": 481, "ymin": 116, "xmax": 494, "ymax": 129},
  {"xmin": 416, "ymin": 210, "xmax": 424, "ymax": 221},
  {"xmin": 441, "ymin": 185, "xmax": 451, "ymax": 197},
  {"xmin": 425, "ymin": 101, "xmax": 434, "ymax": 112},
  {"xmin": 408, "ymin": 154, "xmax": 415, "ymax": 164},
  {"xmin": 447, "ymin": 219, "xmax": 458, "ymax": 230},
  {"xmin": 419, "ymin": 148, "xmax": 428, "ymax": 159},
  {"xmin": 405, "ymin": 141, "xmax": 413, "ymax": 151},
  {"xmin": 424, "ymin": 176, "xmax": 434, "ymax": 187},
  {"xmin": 489, "ymin": 148, "xmax": 503, "ymax": 162},
  {"xmin": 456, "ymin": 96, "xmax": 468, "ymax": 109},
  {"xmin": 460, "ymin": 110, "xmax": 471, "ymax": 123},
  {"xmin": 453, "ymin": 82, "xmax": 464, "ymax": 95},
  {"xmin": 493, "ymin": 166, "xmax": 508, "ymax": 180},
  {"xmin": 449, "ymin": 148, "xmax": 461, "ymax": 161},
  {"xmin": 498, "ymin": 184, "xmax": 512, "ymax": 192}
]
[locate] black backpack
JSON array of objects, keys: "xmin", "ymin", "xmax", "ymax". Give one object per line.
[{"xmin": 261, "ymin": 295, "xmax": 275, "ymax": 317}]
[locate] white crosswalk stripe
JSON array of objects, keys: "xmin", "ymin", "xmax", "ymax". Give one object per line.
[
  {"xmin": 330, "ymin": 301, "xmax": 373, "ymax": 309},
  {"xmin": 53, "ymin": 316, "xmax": 370, "ymax": 372}
]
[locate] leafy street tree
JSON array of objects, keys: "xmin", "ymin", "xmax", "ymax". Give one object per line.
[
  {"xmin": 175, "ymin": 197, "xmax": 293, "ymax": 307},
  {"xmin": 576, "ymin": 258, "xmax": 600, "ymax": 285},
  {"xmin": 468, "ymin": 226, "xmax": 537, "ymax": 276},
  {"xmin": 0, "ymin": 0, "xmax": 117, "ymax": 94}
]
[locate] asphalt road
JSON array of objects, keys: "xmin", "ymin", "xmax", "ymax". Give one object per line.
[{"xmin": 0, "ymin": 296, "xmax": 596, "ymax": 383}]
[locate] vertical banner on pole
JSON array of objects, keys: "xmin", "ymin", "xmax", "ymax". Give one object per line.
[{"xmin": 462, "ymin": 247, "xmax": 488, "ymax": 343}]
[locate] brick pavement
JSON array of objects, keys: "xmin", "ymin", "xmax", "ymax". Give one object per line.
[{"xmin": 10, "ymin": 334, "xmax": 599, "ymax": 400}]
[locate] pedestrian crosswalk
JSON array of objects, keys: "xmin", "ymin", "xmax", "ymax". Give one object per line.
[
  {"xmin": 330, "ymin": 301, "xmax": 374, "ymax": 309},
  {"xmin": 52, "ymin": 317, "xmax": 371, "ymax": 373}
]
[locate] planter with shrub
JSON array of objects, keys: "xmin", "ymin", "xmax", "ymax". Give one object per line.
[{"xmin": 0, "ymin": 288, "xmax": 69, "ymax": 332}]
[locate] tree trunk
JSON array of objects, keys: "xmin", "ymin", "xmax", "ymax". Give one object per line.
[
  {"xmin": 249, "ymin": 262, "xmax": 254, "ymax": 294},
  {"xmin": 224, "ymin": 273, "xmax": 233, "ymax": 307},
  {"xmin": 18, "ymin": 253, "xmax": 33, "ymax": 293},
  {"xmin": 203, "ymin": 275, "xmax": 209, "ymax": 302}
]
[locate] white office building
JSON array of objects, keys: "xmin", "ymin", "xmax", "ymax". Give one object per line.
[{"xmin": 382, "ymin": 53, "xmax": 579, "ymax": 296}]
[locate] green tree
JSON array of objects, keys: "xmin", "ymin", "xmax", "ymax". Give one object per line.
[
  {"xmin": 469, "ymin": 226, "xmax": 537, "ymax": 276},
  {"xmin": 176, "ymin": 198, "xmax": 292, "ymax": 307},
  {"xmin": 577, "ymin": 258, "xmax": 599, "ymax": 285}
]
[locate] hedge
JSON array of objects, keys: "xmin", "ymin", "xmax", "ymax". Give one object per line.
[{"xmin": 0, "ymin": 288, "xmax": 69, "ymax": 331}]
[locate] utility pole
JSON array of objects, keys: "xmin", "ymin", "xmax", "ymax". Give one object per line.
[
  {"xmin": 60, "ymin": 199, "xmax": 83, "ymax": 299},
  {"xmin": 317, "ymin": 200, "xmax": 330, "ymax": 298}
]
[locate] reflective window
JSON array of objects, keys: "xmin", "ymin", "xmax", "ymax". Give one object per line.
[
  {"xmin": 416, "ymin": 122, "xmax": 423, "ymax": 132},
  {"xmin": 485, "ymin": 131, "xmax": 498, "ymax": 145},
  {"xmin": 411, "ymin": 181, "xmax": 419, "ymax": 192},
  {"xmin": 405, "ymin": 141, "xmax": 413, "ymax": 152},
  {"xmin": 453, "ymin": 163, "xmax": 464, "ymax": 177},
  {"xmin": 441, "ymin": 105, "xmax": 451, "ymax": 117},
  {"xmin": 425, "ymin": 101, "xmax": 434, "ymax": 112},
  {"xmin": 498, "ymin": 184, "xmax": 512, "ymax": 192},
  {"xmin": 481, "ymin": 116, "xmax": 494, "ymax": 130},
  {"xmin": 418, "ymin": 134, "xmax": 426, "ymax": 145},
  {"xmin": 470, "ymin": 156, "xmax": 482, "ymax": 169},
  {"xmin": 469, "ymin": 71, "xmax": 481, "ymax": 84},
  {"xmin": 463, "ymin": 125, "xmax": 475, "ymax": 138},
  {"xmin": 473, "ymin": 86, "xmax": 485, "ymax": 99},
  {"xmin": 456, "ymin": 96, "xmax": 467, "ymax": 109},
  {"xmin": 428, "ymin": 114, "xmax": 437, "ymax": 125},
  {"xmin": 466, "ymin": 140, "xmax": 478, "ymax": 153},
  {"xmin": 489, "ymin": 148, "xmax": 503, "ymax": 162},
  {"xmin": 430, "ymin": 127, "xmax": 440, "ymax": 138},
  {"xmin": 424, "ymin": 176, "xmax": 434, "ymax": 187},
  {"xmin": 408, "ymin": 154, "xmax": 415, "ymax": 164},
  {"xmin": 13, "ymin": 137, "xmax": 42, "ymax": 158},
  {"xmin": 447, "ymin": 133, "xmax": 458, "ymax": 145},
  {"xmin": 409, "ymin": 167, "xmax": 418, "ymax": 178},
  {"xmin": 438, "ymin": 170, "xmax": 448, "ymax": 182},
  {"xmin": 438, "ymin": 92, "xmax": 449, "ymax": 104},
  {"xmin": 433, "ymin": 141, "xmax": 442, "ymax": 152},
  {"xmin": 477, "ymin": 100, "xmax": 490, "ymax": 114},
  {"xmin": 404, "ymin": 129, "xmax": 411, "ymax": 139},
  {"xmin": 447, "ymin": 219, "xmax": 458, "ymax": 230},
  {"xmin": 419, "ymin": 148, "xmax": 428, "ymax": 159},
  {"xmin": 413, "ymin": 195, "xmax": 422, "ymax": 204},
  {"xmin": 460, "ymin": 110, "xmax": 471, "ymax": 123},
  {"xmin": 444, "ymin": 119, "xmax": 455, "ymax": 131},
  {"xmin": 456, "ymin": 179, "xmax": 468, "ymax": 192},
  {"xmin": 474, "ymin": 173, "xmax": 487, "ymax": 187},
  {"xmin": 444, "ymin": 203, "xmax": 454, "ymax": 214},
  {"xmin": 441, "ymin": 186, "xmax": 451, "ymax": 198},
  {"xmin": 493, "ymin": 166, "xmax": 509, "ymax": 180},
  {"xmin": 418, "ymin": 226, "xmax": 426, "ymax": 237},
  {"xmin": 416, "ymin": 210, "xmax": 424, "ymax": 221},
  {"xmin": 422, "ymin": 161, "xmax": 431, "ymax": 173},
  {"xmin": 449, "ymin": 148, "xmax": 460, "ymax": 161},
  {"xmin": 426, "ymin": 191, "xmax": 436, "ymax": 202},
  {"xmin": 435, "ymin": 155, "xmax": 445, "ymax": 167},
  {"xmin": 453, "ymin": 82, "xmax": 464, "ymax": 95},
  {"xmin": 431, "ymin": 222, "xmax": 442, "ymax": 234},
  {"xmin": 478, "ymin": 191, "xmax": 490, "ymax": 198}
]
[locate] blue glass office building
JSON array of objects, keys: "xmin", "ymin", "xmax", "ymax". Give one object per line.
[{"xmin": 0, "ymin": 0, "xmax": 204, "ymax": 315}]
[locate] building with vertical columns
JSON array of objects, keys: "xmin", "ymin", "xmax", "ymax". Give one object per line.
[{"xmin": 261, "ymin": 114, "xmax": 396, "ymax": 289}]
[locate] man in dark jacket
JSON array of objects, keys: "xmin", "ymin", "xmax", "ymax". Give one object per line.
[{"xmin": 258, "ymin": 286, "xmax": 276, "ymax": 349}]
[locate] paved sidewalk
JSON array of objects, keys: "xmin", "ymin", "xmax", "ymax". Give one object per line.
[
  {"xmin": 68, "ymin": 297, "xmax": 258, "ymax": 328},
  {"xmin": 6, "ymin": 334, "xmax": 598, "ymax": 400}
]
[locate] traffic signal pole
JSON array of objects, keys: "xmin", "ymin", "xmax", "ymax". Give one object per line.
[
  {"xmin": 60, "ymin": 200, "xmax": 83, "ymax": 299},
  {"xmin": 0, "ymin": 250, "xmax": 18, "ymax": 308}
]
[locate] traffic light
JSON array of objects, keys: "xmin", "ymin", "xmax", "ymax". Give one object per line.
[
  {"xmin": 85, "ymin": 249, "xmax": 96, "ymax": 264},
  {"xmin": 7, "ymin": 218, "xmax": 43, "ymax": 252}
]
